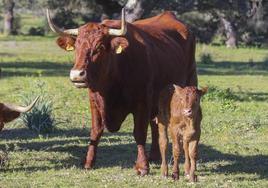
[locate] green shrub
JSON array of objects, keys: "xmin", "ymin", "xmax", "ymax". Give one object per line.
[
  {"xmin": 200, "ymin": 52, "xmax": 213, "ymax": 64},
  {"xmin": 0, "ymin": 151, "xmax": 9, "ymax": 168},
  {"xmin": 28, "ymin": 26, "xmax": 45, "ymax": 36},
  {"xmin": 20, "ymin": 81, "xmax": 55, "ymax": 135},
  {"xmin": 204, "ymin": 86, "xmax": 239, "ymax": 102}
]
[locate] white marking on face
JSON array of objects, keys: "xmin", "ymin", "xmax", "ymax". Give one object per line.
[{"xmin": 70, "ymin": 69, "xmax": 87, "ymax": 82}]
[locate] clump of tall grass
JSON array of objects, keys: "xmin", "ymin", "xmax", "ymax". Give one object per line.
[
  {"xmin": 200, "ymin": 52, "xmax": 213, "ymax": 64},
  {"xmin": 0, "ymin": 151, "xmax": 9, "ymax": 168},
  {"xmin": 20, "ymin": 81, "xmax": 55, "ymax": 135},
  {"xmin": 204, "ymin": 86, "xmax": 239, "ymax": 102},
  {"xmin": 203, "ymin": 86, "xmax": 239, "ymax": 112}
]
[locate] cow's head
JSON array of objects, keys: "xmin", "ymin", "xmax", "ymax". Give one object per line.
[
  {"xmin": 174, "ymin": 86, "xmax": 207, "ymax": 118},
  {"xmin": 46, "ymin": 8, "xmax": 129, "ymax": 88},
  {"xmin": 0, "ymin": 97, "xmax": 39, "ymax": 132}
]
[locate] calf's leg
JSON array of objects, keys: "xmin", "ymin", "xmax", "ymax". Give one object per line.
[
  {"xmin": 189, "ymin": 140, "xmax": 198, "ymax": 182},
  {"xmin": 170, "ymin": 128, "xmax": 180, "ymax": 180},
  {"xmin": 183, "ymin": 140, "xmax": 190, "ymax": 178},
  {"xmin": 158, "ymin": 122, "xmax": 168, "ymax": 177}
]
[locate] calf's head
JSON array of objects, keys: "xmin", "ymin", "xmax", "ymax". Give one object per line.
[
  {"xmin": 0, "ymin": 97, "xmax": 39, "ymax": 131},
  {"xmin": 47, "ymin": 8, "xmax": 129, "ymax": 88},
  {"xmin": 174, "ymin": 86, "xmax": 207, "ymax": 118}
]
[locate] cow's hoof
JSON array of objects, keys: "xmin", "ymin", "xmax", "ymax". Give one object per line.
[
  {"xmin": 84, "ymin": 163, "xmax": 93, "ymax": 170},
  {"xmin": 134, "ymin": 164, "xmax": 149, "ymax": 176},
  {"xmin": 84, "ymin": 160, "xmax": 94, "ymax": 170},
  {"xmin": 136, "ymin": 168, "xmax": 149, "ymax": 176},
  {"xmin": 172, "ymin": 172, "xmax": 179, "ymax": 180}
]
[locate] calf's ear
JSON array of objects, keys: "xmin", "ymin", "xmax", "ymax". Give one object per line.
[
  {"xmin": 56, "ymin": 36, "xmax": 76, "ymax": 51},
  {"xmin": 199, "ymin": 87, "xmax": 208, "ymax": 96},
  {"xmin": 173, "ymin": 84, "xmax": 183, "ymax": 93},
  {"xmin": 111, "ymin": 37, "xmax": 129, "ymax": 54}
]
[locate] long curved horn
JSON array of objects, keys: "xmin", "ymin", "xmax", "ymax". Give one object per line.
[
  {"xmin": 46, "ymin": 9, "xmax": 79, "ymax": 36},
  {"xmin": 3, "ymin": 96, "xmax": 40, "ymax": 113},
  {"xmin": 108, "ymin": 8, "xmax": 127, "ymax": 36}
]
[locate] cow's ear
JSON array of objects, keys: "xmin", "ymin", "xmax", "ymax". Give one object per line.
[
  {"xmin": 111, "ymin": 37, "xmax": 129, "ymax": 54},
  {"xmin": 56, "ymin": 36, "xmax": 76, "ymax": 51}
]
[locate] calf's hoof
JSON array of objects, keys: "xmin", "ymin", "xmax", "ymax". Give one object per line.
[
  {"xmin": 172, "ymin": 172, "xmax": 179, "ymax": 180},
  {"xmin": 161, "ymin": 171, "xmax": 168, "ymax": 178},
  {"xmin": 84, "ymin": 159, "xmax": 94, "ymax": 170},
  {"xmin": 185, "ymin": 173, "xmax": 190, "ymax": 179},
  {"xmin": 189, "ymin": 175, "xmax": 197, "ymax": 182}
]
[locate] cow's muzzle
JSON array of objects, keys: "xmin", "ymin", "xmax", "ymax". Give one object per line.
[{"xmin": 70, "ymin": 69, "xmax": 88, "ymax": 88}]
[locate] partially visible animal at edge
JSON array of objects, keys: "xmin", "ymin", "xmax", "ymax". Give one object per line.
[
  {"xmin": 46, "ymin": 8, "xmax": 197, "ymax": 175},
  {"xmin": 157, "ymin": 85, "xmax": 207, "ymax": 182},
  {"xmin": 0, "ymin": 97, "xmax": 39, "ymax": 131}
]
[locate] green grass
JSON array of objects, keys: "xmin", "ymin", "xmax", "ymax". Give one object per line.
[{"xmin": 0, "ymin": 38, "xmax": 268, "ymax": 187}]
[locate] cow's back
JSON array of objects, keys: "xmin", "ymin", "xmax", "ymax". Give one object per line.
[{"xmin": 133, "ymin": 11, "xmax": 197, "ymax": 88}]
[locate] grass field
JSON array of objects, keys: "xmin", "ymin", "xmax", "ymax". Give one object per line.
[{"xmin": 0, "ymin": 37, "xmax": 268, "ymax": 187}]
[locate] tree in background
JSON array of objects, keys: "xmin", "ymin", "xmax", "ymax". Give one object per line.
[
  {"xmin": 3, "ymin": 0, "xmax": 15, "ymax": 35},
  {"xmin": 0, "ymin": 0, "xmax": 267, "ymax": 47}
]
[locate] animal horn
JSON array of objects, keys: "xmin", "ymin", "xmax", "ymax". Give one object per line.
[
  {"xmin": 3, "ymin": 96, "xmax": 40, "ymax": 113},
  {"xmin": 46, "ymin": 9, "xmax": 79, "ymax": 36},
  {"xmin": 108, "ymin": 8, "xmax": 127, "ymax": 36}
]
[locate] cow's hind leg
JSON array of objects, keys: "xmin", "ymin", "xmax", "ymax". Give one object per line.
[{"xmin": 149, "ymin": 120, "xmax": 161, "ymax": 162}]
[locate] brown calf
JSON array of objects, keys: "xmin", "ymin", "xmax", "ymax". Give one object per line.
[
  {"xmin": 157, "ymin": 85, "xmax": 207, "ymax": 182},
  {"xmin": 0, "ymin": 97, "xmax": 39, "ymax": 131}
]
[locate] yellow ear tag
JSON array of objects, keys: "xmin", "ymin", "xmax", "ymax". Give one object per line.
[
  {"xmin": 116, "ymin": 45, "xmax": 123, "ymax": 54},
  {"xmin": 66, "ymin": 44, "xmax": 74, "ymax": 51}
]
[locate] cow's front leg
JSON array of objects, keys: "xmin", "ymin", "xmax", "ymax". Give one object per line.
[
  {"xmin": 133, "ymin": 105, "xmax": 150, "ymax": 176},
  {"xmin": 84, "ymin": 93, "xmax": 104, "ymax": 169}
]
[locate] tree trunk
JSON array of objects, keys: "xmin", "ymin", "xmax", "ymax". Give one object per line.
[
  {"xmin": 124, "ymin": 0, "xmax": 160, "ymax": 22},
  {"xmin": 3, "ymin": 0, "xmax": 15, "ymax": 35},
  {"xmin": 124, "ymin": 0, "xmax": 145, "ymax": 22},
  {"xmin": 220, "ymin": 17, "xmax": 237, "ymax": 48}
]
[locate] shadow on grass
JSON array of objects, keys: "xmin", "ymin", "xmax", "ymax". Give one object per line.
[
  {"xmin": 197, "ymin": 61, "xmax": 268, "ymax": 76},
  {"xmin": 235, "ymin": 91, "xmax": 268, "ymax": 102},
  {"xmin": 0, "ymin": 61, "xmax": 72, "ymax": 77},
  {"xmin": 0, "ymin": 128, "xmax": 267, "ymax": 179}
]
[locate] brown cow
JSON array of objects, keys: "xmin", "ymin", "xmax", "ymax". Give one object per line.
[
  {"xmin": 157, "ymin": 85, "xmax": 207, "ymax": 182},
  {"xmin": 0, "ymin": 97, "xmax": 39, "ymax": 131},
  {"xmin": 46, "ymin": 8, "xmax": 197, "ymax": 175}
]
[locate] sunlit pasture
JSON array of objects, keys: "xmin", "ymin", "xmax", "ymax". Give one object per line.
[{"xmin": 0, "ymin": 37, "xmax": 267, "ymax": 187}]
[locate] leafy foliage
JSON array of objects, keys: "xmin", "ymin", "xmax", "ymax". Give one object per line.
[{"xmin": 204, "ymin": 86, "xmax": 239, "ymax": 102}]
